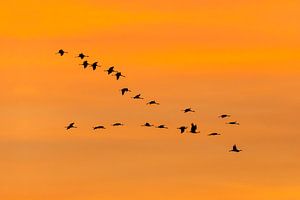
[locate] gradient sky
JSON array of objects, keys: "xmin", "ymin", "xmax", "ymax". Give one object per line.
[{"xmin": 1, "ymin": 0, "xmax": 300, "ymax": 200}]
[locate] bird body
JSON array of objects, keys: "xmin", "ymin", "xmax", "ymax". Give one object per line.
[
  {"xmin": 227, "ymin": 121, "xmax": 240, "ymax": 125},
  {"xmin": 115, "ymin": 72, "xmax": 125, "ymax": 80},
  {"xmin": 66, "ymin": 122, "xmax": 76, "ymax": 130},
  {"xmin": 90, "ymin": 62, "xmax": 99, "ymax": 70},
  {"xmin": 156, "ymin": 125, "xmax": 168, "ymax": 129},
  {"xmin": 57, "ymin": 49, "xmax": 67, "ymax": 56},
  {"xmin": 182, "ymin": 108, "xmax": 195, "ymax": 113},
  {"xmin": 80, "ymin": 60, "xmax": 89, "ymax": 69},
  {"xmin": 105, "ymin": 66, "xmax": 115, "ymax": 75},
  {"xmin": 208, "ymin": 132, "xmax": 221, "ymax": 136},
  {"xmin": 93, "ymin": 125, "xmax": 106, "ymax": 130},
  {"xmin": 132, "ymin": 94, "xmax": 143, "ymax": 99},
  {"xmin": 77, "ymin": 53, "xmax": 89, "ymax": 59},
  {"xmin": 229, "ymin": 144, "xmax": 242, "ymax": 152},
  {"xmin": 219, "ymin": 114, "xmax": 231, "ymax": 118},
  {"xmin": 112, "ymin": 123, "xmax": 124, "ymax": 126},
  {"xmin": 142, "ymin": 122, "xmax": 153, "ymax": 127},
  {"xmin": 147, "ymin": 100, "xmax": 159, "ymax": 105},
  {"xmin": 120, "ymin": 88, "xmax": 131, "ymax": 95},
  {"xmin": 177, "ymin": 126, "xmax": 188, "ymax": 134},
  {"xmin": 190, "ymin": 123, "xmax": 200, "ymax": 134}
]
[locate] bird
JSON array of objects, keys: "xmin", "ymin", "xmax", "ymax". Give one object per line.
[
  {"xmin": 208, "ymin": 132, "xmax": 221, "ymax": 136},
  {"xmin": 65, "ymin": 122, "xmax": 76, "ymax": 130},
  {"xmin": 132, "ymin": 94, "xmax": 144, "ymax": 99},
  {"xmin": 90, "ymin": 62, "xmax": 99, "ymax": 70},
  {"xmin": 219, "ymin": 114, "xmax": 231, "ymax": 118},
  {"xmin": 156, "ymin": 125, "xmax": 168, "ymax": 129},
  {"xmin": 226, "ymin": 121, "xmax": 240, "ymax": 125},
  {"xmin": 104, "ymin": 66, "xmax": 115, "ymax": 75},
  {"xmin": 120, "ymin": 88, "xmax": 131, "ymax": 95},
  {"xmin": 182, "ymin": 108, "xmax": 195, "ymax": 113},
  {"xmin": 57, "ymin": 49, "xmax": 67, "ymax": 56},
  {"xmin": 142, "ymin": 122, "xmax": 153, "ymax": 127},
  {"xmin": 114, "ymin": 71, "xmax": 125, "ymax": 80},
  {"xmin": 76, "ymin": 53, "xmax": 89, "ymax": 59},
  {"xmin": 112, "ymin": 123, "xmax": 124, "ymax": 126},
  {"xmin": 229, "ymin": 144, "xmax": 242, "ymax": 152},
  {"xmin": 147, "ymin": 100, "xmax": 159, "ymax": 105},
  {"xmin": 80, "ymin": 60, "xmax": 89, "ymax": 69},
  {"xmin": 177, "ymin": 126, "xmax": 188, "ymax": 134},
  {"xmin": 190, "ymin": 123, "xmax": 200, "ymax": 134},
  {"xmin": 93, "ymin": 125, "xmax": 106, "ymax": 130}
]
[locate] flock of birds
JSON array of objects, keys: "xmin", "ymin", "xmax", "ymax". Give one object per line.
[{"xmin": 57, "ymin": 49, "xmax": 242, "ymax": 153}]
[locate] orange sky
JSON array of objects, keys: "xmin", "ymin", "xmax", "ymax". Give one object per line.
[{"xmin": 1, "ymin": 0, "xmax": 300, "ymax": 200}]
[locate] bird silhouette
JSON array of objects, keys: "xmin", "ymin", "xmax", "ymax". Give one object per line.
[
  {"xmin": 112, "ymin": 122, "xmax": 124, "ymax": 126},
  {"xmin": 229, "ymin": 144, "xmax": 242, "ymax": 152},
  {"xmin": 93, "ymin": 125, "xmax": 106, "ymax": 130},
  {"xmin": 219, "ymin": 114, "xmax": 231, "ymax": 118},
  {"xmin": 226, "ymin": 121, "xmax": 240, "ymax": 125},
  {"xmin": 90, "ymin": 62, "xmax": 99, "ymax": 70},
  {"xmin": 132, "ymin": 94, "xmax": 144, "ymax": 99},
  {"xmin": 190, "ymin": 123, "xmax": 200, "ymax": 134},
  {"xmin": 76, "ymin": 53, "xmax": 89, "ymax": 59},
  {"xmin": 142, "ymin": 122, "xmax": 154, "ymax": 127},
  {"xmin": 104, "ymin": 66, "xmax": 115, "ymax": 75},
  {"xmin": 65, "ymin": 122, "xmax": 76, "ymax": 130},
  {"xmin": 80, "ymin": 60, "xmax": 89, "ymax": 69},
  {"xmin": 120, "ymin": 88, "xmax": 131, "ymax": 95},
  {"xmin": 57, "ymin": 49, "xmax": 67, "ymax": 56},
  {"xmin": 147, "ymin": 100, "xmax": 159, "ymax": 105},
  {"xmin": 182, "ymin": 108, "xmax": 195, "ymax": 113},
  {"xmin": 156, "ymin": 125, "xmax": 168, "ymax": 129},
  {"xmin": 177, "ymin": 126, "xmax": 188, "ymax": 134},
  {"xmin": 114, "ymin": 71, "xmax": 125, "ymax": 80},
  {"xmin": 208, "ymin": 132, "xmax": 221, "ymax": 136}
]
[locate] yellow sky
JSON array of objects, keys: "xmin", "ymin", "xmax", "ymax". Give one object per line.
[{"xmin": 1, "ymin": 0, "xmax": 300, "ymax": 200}]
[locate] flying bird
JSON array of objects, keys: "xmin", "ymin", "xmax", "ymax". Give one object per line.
[
  {"xmin": 132, "ymin": 94, "xmax": 144, "ymax": 99},
  {"xmin": 120, "ymin": 88, "xmax": 131, "ymax": 95},
  {"xmin": 104, "ymin": 66, "xmax": 115, "ymax": 75},
  {"xmin": 208, "ymin": 132, "xmax": 221, "ymax": 136},
  {"xmin": 80, "ymin": 60, "xmax": 89, "ymax": 69},
  {"xmin": 142, "ymin": 122, "xmax": 153, "ymax": 127},
  {"xmin": 112, "ymin": 123, "xmax": 124, "ymax": 126},
  {"xmin": 156, "ymin": 125, "xmax": 168, "ymax": 129},
  {"xmin": 147, "ymin": 100, "xmax": 159, "ymax": 105},
  {"xmin": 65, "ymin": 122, "xmax": 76, "ymax": 130},
  {"xmin": 182, "ymin": 108, "xmax": 195, "ymax": 113},
  {"xmin": 229, "ymin": 144, "xmax": 242, "ymax": 152},
  {"xmin": 190, "ymin": 123, "xmax": 200, "ymax": 134},
  {"xmin": 177, "ymin": 126, "xmax": 188, "ymax": 134},
  {"xmin": 57, "ymin": 49, "xmax": 67, "ymax": 56},
  {"xmin": 114, "ymin": 72, "xmax": 125, "ymax": 80},
  {"xmin": 219, "ymin": 114, "xmax": 231, "ymax": 118},
  {"xmin": 226, "ymin": 121, "xmax": 240, "ymax": 125},
  {"xmin": 76, "ymin": 53, "xmax": 89, "ymax": 59},
  {"xmin": 90, "ymin": 62, "xmax": 99, "ymax": 70},
  {"xmin": 93, "ymin": 125, "xmax": 106, "ymax": 130}
]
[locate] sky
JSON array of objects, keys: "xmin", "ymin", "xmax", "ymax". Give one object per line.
[{"xmin": 0, "ymin": 0, "xmax": 300, "ymax": 199}]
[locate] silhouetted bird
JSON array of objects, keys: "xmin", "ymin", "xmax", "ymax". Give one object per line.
[
  {"xmin": 76, "ymin": 53, "xmax": 89, "ymax": 59},
  {"xmin": 132, "ymin": 94, "xmax": 144, "ymax": 99},
  {"xmin": 90, "ymin": 62, "xmax": 99, "ymax": 70},
  {"xmin": 57, "ymin": 49, "xmax": 67, "ymax": 56},
  {"xmin": 104, "ymin": 66, "xmax": 115, "ymax": 75},
  {"xmin": 115, "ymin": 72, "xmax": 125, "ymax": 80},
  {"xmin": 112, "ymin": 123, "xmax": 124, "ymax": 126},
  {"xmin": 190, "ymin": 123, "xmax": 200, "ymax": 134},
  {"xmin": 65, "ymin": 122, "xmax": 76, "ymax": 130},
  {"xmin": 229, "ymin": 144, "xmax": 242, "ymax": 152},
  {"xmin": 219, "ymin": 114, "xmax": 231, "ymax": 118},
  {"xmin": 208, "ymin": 132, "xmax": 221, "ymax": 136},
  {"xmin": 142, "ymin": 122, "xmax": 153, "ymax": 127},
  {"xmin": 182, "ymin": 108, "xmax": 195, "ymax": 113},
  {"xmin": 226, "ymin": 121, "xmax": 240, "ymax": 125},
  {"xmin": 80, "ymin": 60, "xmax": 89, "ymax": 69},
  {"xmin": 120, "ymin": 88, "xmax": 131, "ymax": 95},
  {"xmin": 93, "ymin": 125, "xmax": 106, "ymax": 130},
  {"xmin": 147, "ymin": 100, "xmax": 159, "ymax": 105},
  {"xmin": 156, "ymin": 125, "xmax": 168, "ymax": 129},
  {"xmin": 177, "ymin": 126, "xmax": 188, "ymax": 134}
]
